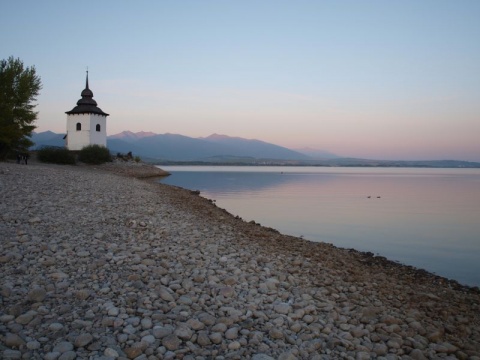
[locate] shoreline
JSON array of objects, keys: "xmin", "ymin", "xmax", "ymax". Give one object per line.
[
  {"xmin": 1, "ymin": 160, "xmax": 479, "ymax": 359},
  {"xmin": 156, "ymin": 164, "xmax": 479, "ymax": 290},
  {"xmin": 165, "ymin": 182, "xmax": 478, "ymax": 293},
  {"xmin": 95, "ymin": 160, "xmax": 478, "ymax": 291}
]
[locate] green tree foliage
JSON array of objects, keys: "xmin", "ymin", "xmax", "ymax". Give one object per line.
[
  {"xmin": 78, "ymin": 144, "xmax": 112, "ymax": 164},
  {"xmin": 37, "ymin": 146, "xmax": 76, "ymax": 165},
  {"xmin": 0, "ymin": 56, "xmax": 41, "ymax": 160}
]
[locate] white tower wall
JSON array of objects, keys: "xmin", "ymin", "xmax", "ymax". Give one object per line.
[
  {"xmin": 89, "ymin": 114, "xmax": 107, "ymax": 147},
  {"xmin": 66, "ymin": 113, "xmax": 107, "ymax": 150}
]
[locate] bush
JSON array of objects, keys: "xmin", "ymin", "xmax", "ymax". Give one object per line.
[
  {"xmin": 116, "ymin": 151, "xmax": 134, "ymax": 161},
  {"xmin": 37, "ymin": 147, "xmax": 76, "ymax": 165},
  {"xmin": 78, "ymin": 144, "xmax": 112, "ymax": 164}
]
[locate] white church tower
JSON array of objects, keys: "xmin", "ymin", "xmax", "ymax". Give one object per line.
[{"xmin": 65, "ymin": 72, "xmax": 109, "ymax": 150}]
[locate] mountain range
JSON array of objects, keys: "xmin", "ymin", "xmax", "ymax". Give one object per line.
[
  {"xmin": 108, "ymin": 131, "xmax": 313, "ymax": 161},
  {"xmin": 29, "ymin": 131, "xmax": 480, "ymax": 168},
  {"xmin": 29, "ymin": 131, "xmax": 320, "ymax": 162}
]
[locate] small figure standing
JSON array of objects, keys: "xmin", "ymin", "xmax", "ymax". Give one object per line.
[
  {"xmin": 16, "ymin": 153, "xmax": 21, "ymax": 164},
  {"xmin": 23, "ymin": 153, "xmax": 29, "ymax": 165}
]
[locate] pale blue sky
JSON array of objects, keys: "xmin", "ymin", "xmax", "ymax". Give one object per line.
[{"xmin": 2, "ymin": 1, "xmax": 479, "ymax": 160}]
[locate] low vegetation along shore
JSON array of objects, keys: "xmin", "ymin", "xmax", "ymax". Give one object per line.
[{"xmin": 1, "ymin": 160, "xmax": 479, "ymax": 360}]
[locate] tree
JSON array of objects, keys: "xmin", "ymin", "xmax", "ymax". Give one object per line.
[{"xmin": 0, "ymin": 56, "xmax": 41, "ymax": 160}]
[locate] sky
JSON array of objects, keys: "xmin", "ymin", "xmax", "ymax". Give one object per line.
[{"xmin": 1, "ymin": 1, "xmax": 479, "ymax": 161}]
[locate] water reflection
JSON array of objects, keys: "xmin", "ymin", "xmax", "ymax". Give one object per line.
[{"xmin": 159, "ymin": 166, "xmax": 480, "ymax": 286}]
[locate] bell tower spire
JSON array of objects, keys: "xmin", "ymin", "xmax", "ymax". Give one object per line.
[{"xmin": 65, "ymin": 70, "xmax": 109, "ymax": 150}]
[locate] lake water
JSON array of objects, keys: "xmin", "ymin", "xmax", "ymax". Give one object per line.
[{"xmin": 158, "ymin": 166, "xmax": 480, "ymax": 287}]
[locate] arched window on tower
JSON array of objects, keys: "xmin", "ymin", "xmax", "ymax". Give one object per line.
[
  {"xmin": 76, "ymin": 122, "xmax": 81, "ymax": 131},
  {"xmin": 96, "ymin": 124, "xmax": 101, "ymax": 132}
]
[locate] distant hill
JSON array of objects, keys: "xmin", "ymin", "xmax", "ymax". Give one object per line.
[
  {"xmin": 108, "ymin": 132, "xmax": 310, "ymax": 161},
  {"xmin": 29, "ymin": 131, "xmax": 65, "ymax": 149},
  {"xmin": 200, "ymin": 134, "xmax": 311, "ymax": 161},
  {"xmin": 108, "ymin": 130, "xmax": 157, "ymax": 143},
  {"xmin": 303, "ymin": 157, "xmax": 480, "ymax": 168},
  {"xmin": 29, "ymin": 131, "xmax": 480, "ymax": 167},
  {"xmin": 293, "ymin": 147, "xmax": 339, "ymax": 159}
]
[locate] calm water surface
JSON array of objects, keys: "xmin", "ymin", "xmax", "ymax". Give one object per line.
[{"xmin": 158, "ymin": 166, "xmax": 480, "ymax": 287}]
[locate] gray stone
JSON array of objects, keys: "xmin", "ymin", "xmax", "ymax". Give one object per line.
[
  {"xmin": 44, "ymin": 352, "xmax": 61, "ymax": 360},
  {"xmin": 141, "ymin": 335, "xmax": 156, "ymax": 344},
  {"xmin": 196, "ymin": 331, "xmax": 211, "ymax": 346},
  {"xmin": 53, "ymin": 341, "xmax": 74, "ymax": 353},
  {"xmin": 0, "ymin": 286, "xmax": 12, "ymax": 298},
  {"xmin": 4, "ymin": 333, "xmax": 25, "ymax": 348},
  {"xmin": 158, "ymin": 287, "xmax": 175, "ymax": 302},
  {"xmin": 209, "ymin": 332, "xmax": 223, "ymax": 344},
  {"xmin": 140, "ymin": 318, "xmax": 152, "ymax": 329},
  {"xmin": 302, "ymin": 314, "xmax": 314, "ymax": 323},
  {"xmin": 252, "ymin": 355, "xmax": 275, "ymax": 360},
  {"xmin": 178, "ymin": 295, "xmax": 193, "ymax": 305},
  {"xmin": 264, "ymin": 278, "xmax": 279, "ymax": 290},
  {"xmin": 117, "ymin": 334, "xmax": 128, "ymax": 343},
  {"xmin": 15, "ymin": 311, "xmax": 35, "ymax": 325},
  {"xmin": 2, "ymin": 350, "xmax": 22, "ymax": 360},
  {"xmin": 218, "ymin": 286, "xmax": 235, "ymax": 297},
  {"xmin": 269, "ymin": 327, "xmax": 284, "ymax": 339},
  {"xmin": 274, "ymin": 303, "xmax": 291, "ymax": 315},
  {"xmin": 27, "ymin": 287, "xmax": 47, "ymax": 302},
  {"xmin": 153, "ymin": 325, "xmax": 173, "ymax": 339},
  {"xmin": 74, "ymin": 333, "xmax": 93, "ymax": 348},
  {"xmin": 225, "ymin": 327, "xmax": 238, "ymax": 340},
  {"xmin": 174, "ymin": 324, "xmax": 193, "ymax": 340},
  {"xmin": 211, "ymin": 323, "xmax": 227, "ymax": 333},
  {"xmin": 49, "ymin": 323, "xmax": 64, "ymax": 332},
  {"xmin": 58, "ymin": 351, "xmax": 77, "ymax": 360},
  {"xmin": 124, "ymin": 345, "xmax": 143, "ymax": 359},
  {"xmin": 373, "ymin": 343, "xmax": 388, "ymax": 356},
  {"xmin": 228, "ymin": 341, "xmax": 241, "ymax": 350},
  {"xmin": 107, "ymin": 307, "xmax": 119, "ymax": 316},
  {"xmin": 77, "ymin": 250, "xmax": 90, "ymax": 257},
  {"xmin": 27, "ymin": 340, "xmax": 41, "ymax": 350},
  {"xmin": 187, "ymin": 318, "xmax": 205, "ymax": 330},
  {"xmin": 355, "ymin": 352, "xmax": 370, "ymax": 360},
  {"xmin": 75, "ymin": 289, "xmax": 91, "ymax": 300},
  {"xmin": 198, "ymin": 312, "xmax": 216, "ymax": 326},
  {"xmin": 122, "ymin": 324, "xmax": 136, "ymax": 335},
  {"xmin": 427, "ymin": 329, "xmax": 444, "ymax": 342},
  {"xmin": 387, "ymin": 338, "xmax": 402, "ymax": 349},
  {"xmin": 278, "ymin": 352, "xmax": 297, "ymax": 360},
  {"xmin": 0, "ymin": 314, "xmax": 15, "ymax": 323},
  {"xmin": 410, "ymin": 349, "xmax": 428, "ymax": 360},
  {"xmin": 162, "ymin": 335, "xmax": 182, "ymax": 351},
  {"xmin": 290, "ymin": 322, "xmax": 302, "ymax": 333},
  {"xmin": 104, "ymin": 348, "xmax": 119, "ymax": 358}
]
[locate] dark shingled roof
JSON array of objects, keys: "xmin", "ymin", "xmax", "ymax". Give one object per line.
[{"xmin": 66, "ymin": 72, "xmax": 109, "ymax": 116}]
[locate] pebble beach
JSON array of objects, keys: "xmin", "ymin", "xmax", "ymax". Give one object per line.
[{"xmin": 1, "ymin": 160, "xmax": 479, "ymax": 360}]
